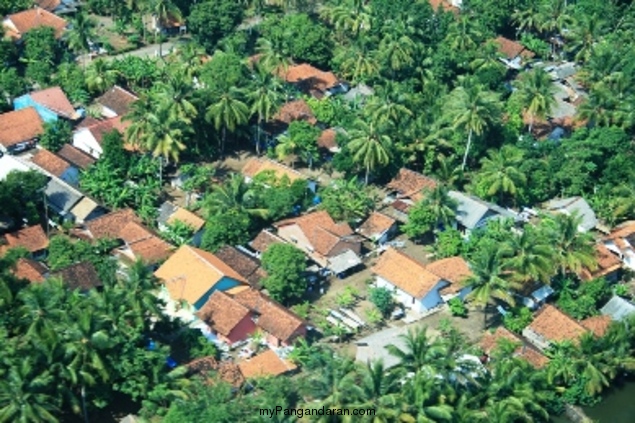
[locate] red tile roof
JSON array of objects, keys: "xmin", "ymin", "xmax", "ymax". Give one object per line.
[
  {"xmin": 12, "ymin": 258, "xmax": 48, "ymax": 283},
  {"xmin": 317, "ymin": 128, "xmax": 338, "ymax": 151},
  {"xmin": 274, "ymin": 210, "xmax": 356, "ymax": 256},
  {"xmin": 357, "ymin": 212, "xmax": 396, "ymax": 241},
  {"xmin": 0, "ymin": 108, "xmax": 44, "ymax": 148},
  {"xmin": 426, "ymin": 256, "xmax": 472, "ymax": 291},
  {"xmin": 30, "ymin": 87, "xmax": 76, "ymax": 119},
  {"xmin": 83, "ymin": 116, "xmax": 130, "ymax": 144},
  {"xmin": 527, "ymin": 305, "xmax": 588, "ymax": 344},
  {"xmin": 52, "ymin": 261, "xmax": 102, "ymax": 291},
  {"xmin": 480, "ymin": 326, "xmax": 549, "ymax": 368},
  {"xmin": 31, "ymin": 148, "xmax": 72, "ymax": 178},
  {"xmin": 232, "ymin": 289, "xmax": 305, "ymax": 343},
  {"xmin": 273, "ymin": 100, "xmax": 317, "ymax": 125},
  {"xmin": 215, "ymin": 246, "xmax": 266, "ymax": 288},
  {"xmin": 57, "ymin": 144, "xmax": 96, "ymax": 170},
  {"xmin": 186, "ymin": 356, "xmax": 245, "ymax": 387},
  {"xmin": 238, "ymin": 349, "xmax": 297, "ymax": 379},
  {"xmin": 4, "ymin": 7, "xmax": 67, "ymax": 40},
  {"xmin": 35, "ymin": 0, "xmax": 62, "ymax": 12},
  {"xmin": 86, "ymin": 209, "xmax": 140, "ymax": 239},
  {"xmin": 494, "ymin": 36, "xmax": 535, "ymax": 60},
  {"xmin": 279, "ymin": 64, "xmax": 339, "ymax": 97},
  {"xmin": 96, "ymin": 86, "xmax": 138, "ymax": 116},
  {"xmin": 429, "ymin": 0, "xmax": 459, "ymax": 13},
  {"xmin": 387, "ymin": 168, "xmax": 438, "ymax": 202},
  {"xmin": 197, "ymin": 291, "xmax": 252, "ymax": 337},
  {"xmin": 250, "ymin": 229, "xmax": 285, "ymax": 253},
  {"xmin": 579, "ymin": 244, "xmax": 621, "ymax": 281},
  {"xmin": 242, "ymin": 157, "xmax": 304, "ymax": 182},
  {"xmin": 4, "ymin": 225, "xmax": 49, "ymax": 253},
  {"xmin": 371, "ymin": 247, "xmax": 440, "ymax": 298},
  {"xmin": 581, "ymin": 315, "xmax": 612, "ymax": 337}
]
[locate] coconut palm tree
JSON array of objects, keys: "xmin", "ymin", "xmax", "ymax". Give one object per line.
[
  {"xmin": 514, "ymin": 69, "xmax": 556, "ymax": 134},
  {"xmin": 477, "ymin": 145, "xmax": 527, "ymax": 205},
  {"xmin": 503, "ymin": 227, "xmax": 554, "ymax": 285},
  {"xmin": 304, "ymin": 356, "xmax": 362, "ymax": 415},
  {"xmin": 205, "ymin": 87, "xmax": 249, "ymax": 155},
  {"xmin": 248, "ymin": 65, "xmax": 284, "ymax": 154},
  {"xmin": 512, "ymin": 1, "xmax": 542, "ymax": 36},
  {"xmin": 537, "ymin": 0, "xmax": 573, "ymax": 39},
  {"xmin": 147, "ymin": 0, "xmax": 182, "ymax": 57},
  {"xmin": 544, "ymin": 212, "xmax": 597, "ymax": 275},
  {"xmin": 204, "ymin": 173, "xmax": 267, "ymax": 219},
  {"xmin": 84, "ymin": 59, "xmax": 117, "ymax": 94},
  {"xmin": 255, "ymin": 38, "xmax": 291, "ymax": 74},
  {"xmin": 444, "ymin": 16, "xmax": 484, "ymax": 53},
  {"xmin": 377, "ymin": 31, "xmax": 416, "ymax": 77},
  {"xmin": 156, "ymin": 69, "xmax": 197, "ymax": 124},
  {"xmin": 577, "ymin": 83, "xmax": 621, "ymax": 127},
  {"xmin": 333, "ymin": 45, "xmax": 378, "ymax": 84},
  {"xmin": 66, "ymin": 12, "xmax": 96, "ymax": 64},
  {"xmin": 566, "ymin": 15, "xmax": 607, "ymax": 64},
  {"xmin": 353, "ymin": 361, "xmax": 402, "ymax": 422},
  {"xmin": 347, "ymin": 119, "xmax": 393, "ymax": 185},
  {"xmin": 320, "ymin": 0, "xmax": 370, "ymax": 39},
  {"xmin": 400, "ymin": 373, "xmax": 454, "ymax": 422},
  {"xmin": 464, "ymin": 244, "xmax": 520, "ymax": 329},
  {"xmin": 385, "ymin": 327, "xmax": 447, "ymax": 373},
  {"xmin": 141, "ymin": 106, "xmax": 187, "ymax": 162},
  {"xmin": 422, "ymin": 185, "xmax": 458, "ymax": 231},
  {"xmin": 364, "ymin": 82, "xmax": 413, "ymax": 129},
  {"xmin": 445, "ymin": 82, "xmax": 501, "ymax": 171}
]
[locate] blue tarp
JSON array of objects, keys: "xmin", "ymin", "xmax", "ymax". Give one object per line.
[{"xmin": 14, "ymin": 95, "xmax": 59, "ymax": 123}]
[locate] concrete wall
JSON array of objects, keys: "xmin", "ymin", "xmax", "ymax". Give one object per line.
[
  {"xmin": 225, "ymin": 315, "xmax": 257, "ymax": 345},
  {"xmin": 72, "ymin": 129, "xmax": 102, "ymax": 159},
  {"xmin": 375, "ymin": 276, "xmax": 419, "ymax": 311}
]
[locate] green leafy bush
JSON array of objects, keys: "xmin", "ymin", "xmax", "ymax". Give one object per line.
[{"xmin": 448, "ymin": 298, "xmax": 468, "ymax": 317}]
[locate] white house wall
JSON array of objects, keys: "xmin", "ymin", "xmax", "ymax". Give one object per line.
[
  {"xmin": 72, "ymin": 129, "xmax": 102, "ymax": 159},
  {"xmin": 375, "ymin": 276, "xmax": 419, "ymax": 311}
]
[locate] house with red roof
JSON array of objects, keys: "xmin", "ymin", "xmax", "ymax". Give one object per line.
[
  {"xmin": 0, "ymin": 108, "xmax": 44, "ymax": 154},
  {"xmin": 2, "ymin": 7, "xmax": 67, "ymax": 40},
  {"xmin": 14, "ymin": 86, "xmax": 79, "ymax": 123},
  {"xmin": 72, "ymin": 116, "xmax": 130, "ymax": 159}
]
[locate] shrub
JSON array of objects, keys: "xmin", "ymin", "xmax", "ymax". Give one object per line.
[
  {"xmin": 503, "ymin": 307, "xmax": 533, "ymax": 333},
  {"xmin": 448, "ymin": 298, "xmax": 468, "ymax": 317},
  {"xmin": 369, "ymin": 287, "xmax": 395, "ymax": 316}
]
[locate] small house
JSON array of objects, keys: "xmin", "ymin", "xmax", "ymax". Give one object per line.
[
  {"xmin": 72, "ymin": 116, "xmax": 130, "ymax": 159},
  {"xmin": 215, "ymin": 246, "xmax": 267, "ymax": 288},
  {"xmin": 11, "ymin": 258, "xmax": 48, "ymax": 283},
  {"xmin": 279, "ymin": 63, "xmax": 342, "ymax": 99},
  {"xmin": 371, "ymin": 247, "xmax": 472, "ymax": 313},
  {"xmin": 317, "ymin": 128, "xmax": 341, "ymax": 154},
  {"xmin": 600, "ymin": 296, "xmax": 635, "ymax": 322},
  {"xmin": 95, "ymin": 86, "xmax": 138, "ymax": 118},
  {"xmin": 543, "ymin": 196, "xmax": 597, "ymax": 232},
  {"xmin": 480, "ymin": 327, "xmax": 549, "ymax": 369},
  {"xmin": 0, "ymin": 108, "xmax": 44, "ymax": 154},
  {"xmin": 238, "ymin": 349, "xmax": 298, "ymax": 379},
  {"xmin": 154, "ymin": 245, "xmax": 248, "ymax": 309},
  {"xmin": 14, "ymin": 87, "xmax": 79, "ymax": 123},
  {"xmin": 357, "ymin": 212, "xmax": 398, "ymax": 245},
  {"xmin": 157, "ymin": 202, "xmax": 206, "ymax": 247},
  {"xmin": 68, "ymin": 197, "xmax": 106, "ymax": 224},
  {"xmin": 44, "ymin": 178, "xmax": 83, "ymax": 220},
  {"xmin": 2, "ymin": 7, "xmax": 67, "ymax": 41},
  {"xmin": 30, "ymin": 148, "xmax": 79, "ymax": 186},
  {"xmin": 494, "ymin": 36, "xmax": 535, "ymax": 69},
  {"xmin": 52, "ymin": 261, "xmax": 103, "ymax": 292},
  {"xmin": 602, "ymin": 221, "xmax": 635, "ymax": 272},
  {"xmin": 249, "ymin": 229, "xmax": 285, "ymax": 258},
  {"xmin": 57, "ymin": 144, "xmax": 96, "ymax": 170},
  {"xmin": 197, "ymin": 290, "xmax": 257, "ymax": 345},
  {"xmin": 2, "ymin": 225, "xmax": 49, "ymax": 259},
  {"xmin": 449, "ymin": 191, "xmax": 517, "ymax": 236},
  {"xmin": 579, "ymin": 244, "xmax": 621, "ymax": 282}
]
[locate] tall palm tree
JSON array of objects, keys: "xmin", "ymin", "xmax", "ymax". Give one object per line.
[
  {"xmin": 566, "ymin": 15, "xmax": 607, "ymax": 64},
  {"xmin": 347, "ymin": 119, "xmax": 392, "ymax": 185},
  {"xmin": 577, "ymin": 83, "xmax": 620, "ymax": 127},
  {"xmin": 320, "ymin": 0, "xmax": 370, "ymax": 39},
  {"xmin": 354, "ymin": 361, "xmax": 401, "ymax": 422},
  {"xmin": 445, "ymin": 82, "xmax": 501, "ymax": 171},
  {"xmin": 333, "ymin": 45, "xmax": 378, "ymax": 84},
  {"xmin": 400, "ymin": 373, "xmax": 454, "ymax": 422},
  {"xmin": 364, "ymin": 82, "xmax": 413, "ymax": 129},
  {"xmin": 84, "ymin": 59, "xmax": 117, "ymax": 94},
  {"xmin": 377, "ymin": 32, "xmax": 416, "ymax": 76},
  {"xmin": 0, "ymin": 359, "xmax": 59, "ymax": 423},
  {"xmin": 248, "ymin": 65, "xmax": 284, "ymax": 154},
  {"xmin": 503, "ymin": 227, "xmax": 554, "ymax": 285},
  {"xmin": 464, "ymin": 245, "xmax": 520, "ymax": 329},
  {"xmin": 304, "ymin": 356, "xmax": 362, "ymax": 416},
  {"xmin": 385, "ymin": 327, "xmax": 447, "ymax": 373},
  {"xmin": 537, "ymin": 0, "xmax": 573, "ymax": 39},
  {"xmin": 512, "ymin": 2, "xmax": 542, "ymax": 36},
  {"xmin": 204, "ymin": 174, "xmax": 267, "ymax": 219},
  {"xmin": 514, "ymin": 69, "xmax": 556, "ymax": 134},
  {"xmin": 477, "ymin": 145, "xmax": 527, "ymax": 205},
  {"xmin": 141, "ymin": 106, "xmax": 187, "ymax": 162},
  {"xmin": 255, "ymin": 38, "xmax": 291, "ymax": 74},
  {"xmin": 205, "ymin": 87, "xmax": 249, "ymax": 155},
  {"xmin": 156, "ymin": 69, "xmax": 197, "ymax": 124},
  {"xmin": 444, "ymin": 16, "xmax": 484, "ymax": 53},
  {"xmin": 422, "ymin": 185, "xmax": 458, "ymax": 231},
  {"xmin": 147, "ymin": 0, "xmax": 183, "ymax": 57},
  {"xmin": 66, "ymin": 12, "xmax": 96, "ymax": 64},
  {"xmin": 544, "ymin": 212, "xmax": 597, "ymax": 275}
]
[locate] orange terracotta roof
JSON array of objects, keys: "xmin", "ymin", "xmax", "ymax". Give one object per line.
[
  {"xmin": 125, "ymin": 229, "xmax": 174, "ymax": 264},
  {"xmin": 279, "ymin": 63, "xmax": 339, "ymax": 93},
  {"xmin": 273, "ymin": 100, "xmax": 317, "ymax": 125},
  {"xmin": 4, "ymin": 7, "xmax": 67, "ymax": 40},
  {"xmin": 30, "ymin": 87, "xmax": 76, "ymax": 119},
  {"xmin": 35, "ymin": 0, "xmax": 61, "ymax": 12},
  {"xmin": 317, "ymin": 128, "xmax": 338, "ymax": 150},
  {"xmin": 250, "ymin": 229, "xmax": 285, "ymax": 253},
  {"xmin": 238, "ymin": 349, "xmax": 297, "ymax": 379},
  {"xmin": 4, "ymin": 225, "xmax": 49, "ymax": 253},
  {"xmin": 31, "ymin": 148, "xmax": 72, "ymax": 178},
  {"xmin": 357, "ymin": 212, "xmax": 396, "ymax": 240},
  {"xmin": 429, "ymin": 0, "xmax": 459, "ymax": 13},
  {"xmin": 0, "ymin": 108, "xmax": 44, "ymax": 148},
  {"xmin": 52, "ymin": 261, "xmax": 102, "ymax": 291},
  {"xmin": 12, "ymin": 258, "xmax": 47, "ymax": 283},
  {"xmin": 527, "ymin": 305, "xmax": 587, "ymax": 343},
  {"xmin": 371, "ymin": 247, "xmax": 440, "ymax": 298},
  {"xmin": 167, "ymin": 208, "xmax": 206, "ymax": 232},
  {"xmin": 607, "ymin": 221, "xmax": 635, "ymax": 241},
  {"xmin": 86, "ymin": 209, "xmax": 141, "ymax": 239},
  {"xmin": 581, "ymin": 315, "xmax": 611, "ymax": 337},
  {"xmin": 579, "ymin": 244, "xmax": 621, "ymax": 281},
  {"xmin": 154, "ymin": 245, "xmax": 248, "ymax": 305},
  {"xmin": 274, "ymin": 210, "xmax": 356, "ymax": 256},
  {"xmin": 426, "ymin": 256, "xmax": 472, "ymax": 290},
  {"xmin": 186, "ymin": 356, "xmax": 245, "ymax": 387},
  {"xmin": 96, "ymin": 86, "xmax": 138, "ymax": 116},
  {"xmin": 386, "ymin": 168, "xmax": 438, "ymax": 201},
  {"xmin": 57, "ymin": 144, "xmax": 96, "ymax": 170},
  {"xmin": 480, "ymin": 326, "xmax": 549, "ymax": 368},
  {"xmin": 232, "ymin": 289, "xmax": 305, "ymax": 343},
  {"xmin": 84, "ymin": 116, "xmax": 130, "ymax": 144},
  {"xmin": 242, "ymin": 157, "xmax": 305, "ymax": 182},
  {"xmin": 494, "ymin": 36, "xmax": 535, "ymax": 60},
  {"xmin": 197, "ymin": 291, "xmax": 252, "ymax": 337}
]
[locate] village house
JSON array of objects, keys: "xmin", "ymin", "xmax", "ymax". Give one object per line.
[
  {"xmin": 0, "ymin": 107, "xmax": 44, "ymax": 154},
  {"xmin": 214, "ymin": 246, "xmax": 267, "ymax": 289},
  {"xmin": 356, "ymin": 211, "xmax": 398, "ymax": 245},
  {"xmin": 249, "ymin": 229, "xmax": 285, "ymax": 258},
  {"xmin": 84, "ymin": 209, "xmax": 173, "ymax": 266},
  {"xmin": 2, "ymin": 225, "xmax": 49, "ymax": 259},
  {"xmin": 383, "ymin": 168, "xmax": 438, "ymax": 222},
  {"xmin": 371, "ymin": 247, "xmax": 472, "ymax": 313},
  {"xmin": 317, "ymin": 128, "xmax": 341, "ymax": 155},
  {"xmin": 543, "ymin": 196, "xmax": 597, "ymax": 232},
  {"xmin": 11, "ymin": 257, "xmax": 48, "ymax": 283},
  {"xmin": 154, "ymin": 244, "xmax": 248, "ymax": 310},
  {"xmin": 185, "ymin": 356, "xmax": 245, "ymax": 389},
  {"xmin": 35, "ymin": 0, "xmax": 80, "ymax": 15},
  {"xmin": 56, "ymin": 144, "xmax": 96, "ymax": 170},
  {"xmin": 480, "ymin": 326, "xmax": 549, "ymax": 369},
  {"xmin": 68, "ymin": 196, "xmax": 106, "ymax": 224},
  {"xmin": 600, "ymin": 295, "xmax": 635, "ymax": 322},
  {"xmin": 2, "ymin": 7, "xmax": 67, "ymax": 41},
  {"xmin": 52, "ymin": 261, "xmax": 103, "ymax": 292},
  {"xmin": 197, "ymin": 290, "xmax": 256, "ymax": 345},
  {"xmin": 517, "ymin": 282, "xmax": 555, "ymax": 310},
  {"xmin": 242, "ymin": 157, "xmax": 308, "ymax": 186},
  {"xmin": 602, "ymin": 221, "xmax": 635, "ymax": 272},
  {"xmin": 72, "ymin": 116, "xmax": 130, "ymax": 159},
  {"xmin": 30, "ymin": 148, "xmax": 80, "ymax": 186},
  {"xmin": 157, "ymin": 202, "xmax": 206, "ymax": 247},
  {"xmin": 273, "ymin": 99, "xmax": 317, "ymax": 127},
  {"xmin": 14, "ymin": 86, "xmax": 79, "ymax": 123},
  {"xmin": 522, "ymin": 304, "xmax": 612, "ymax": 351},
  {"xmin": 449, "ymin": 190, "xmax": 517, "ymax": 236},
  {"xmin": 273, "ymin": 210, "xmax": 363, "ymax": 275},
  {"xmin": 279, "ymin": 63, "xmax": 343, "ymax": 99},
  {"xmin": 579, "ymin": 244, "xmax": 622, "ymax": 282},
  {"xmin": 429, "ymin": 0, "xmax": 462, "ymax": 13},
  {"xmin": 238, "ymin": 349, "xmax": 298, "ymax": 379},
  {"xmin": 494, "ymin": 36, "xmax": 535, "ymax": 69},
  {"xmin": 95, "ymin": 85, "xmax": 138, "ymax": 118}
]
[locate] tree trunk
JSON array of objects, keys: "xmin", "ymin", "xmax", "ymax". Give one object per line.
[
  {"xmin": 81, "ymin": 385, "xmax": 89, "ymax": 423},
  {"xmin": 256, "ymin": 119, "xmax": 262, "ymax": 156},
  {"xmin": 482, "ymin": 304, "xmax": 488, "ymax": 330},
  {"xmin": 461, "ymin": 129, "xmax": 473, "ymax": 171},
  {"xmin": 221, "ymin": 126, "xmax": 227, "ymax": 156},
  {"xmin": 528, "ymin": 114, "xmax": 534, "ymax": 135},
  {"xmin": 364, "ymin": 164, "xmax": 370, "ymax": 185}
]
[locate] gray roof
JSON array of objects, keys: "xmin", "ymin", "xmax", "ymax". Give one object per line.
[
  {"xmin": 449, "ymin": 191, "xmax": 516, "ymax": 230},
  {"xmin": 45, "ymin": 179, "xmax": 83, "ymax": 215},
  {"xmin": 343, "ymin": 84, "xmax": 374, "ymax": 103},
  {"xmin": 550, "ymin": 63, "xmax": 576, "ymax": 80},
  {"xmin": 158, "ymin": 201, "xmax": 178, "ymax": 226},
  {"xmin": 327, "ymin": 249, "xmax": 362, "ymax": 274},
  {"xmin": 544, "ymin": 196, "xmax": 597, "ymax": 231},
  {"xmin": 600, "ymin": 296, "xmax": 635, "ymax": 322}
]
